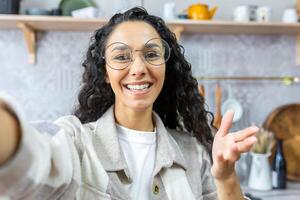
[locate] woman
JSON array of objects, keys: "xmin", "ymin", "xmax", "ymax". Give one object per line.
[{"xmin": 0, "ymin": 7, "xmax": 258, "ymax": 200}]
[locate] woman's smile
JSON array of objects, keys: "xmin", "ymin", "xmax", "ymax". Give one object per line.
[{"xmin": 122, "ymin": 81, "xmax": 154, "ymax": 96}]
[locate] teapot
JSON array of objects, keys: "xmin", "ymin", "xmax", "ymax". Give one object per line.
[{"xmin": 187, "ymin": 3, "xmax": 217, "ymax": 20}]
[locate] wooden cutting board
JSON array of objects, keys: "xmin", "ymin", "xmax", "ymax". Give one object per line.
[{"xmin": 263, "ymin": 104, "xmax": 300, "ymax": 181}]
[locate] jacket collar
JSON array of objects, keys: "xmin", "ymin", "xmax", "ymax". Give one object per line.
[{"xmin": 92, "ymin": 105, "xmax": 188, "ymax": 180}]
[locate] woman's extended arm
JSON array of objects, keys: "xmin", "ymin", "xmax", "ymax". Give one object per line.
[
  {"xmin": 0, "ymin": 94, "xmax": 82, "ymax": 199},
  {"xmin": 0, "ymin": 102, "xmax": 20, "ymax": 165}
]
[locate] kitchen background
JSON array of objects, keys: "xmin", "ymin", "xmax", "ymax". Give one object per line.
[
  {"xmin": 1, "ymin": 0, "xmax": 299, "ymax": 131},
  {"xmin": 1, "ymin": 0, "xmax": 300, "ymax": 199}
]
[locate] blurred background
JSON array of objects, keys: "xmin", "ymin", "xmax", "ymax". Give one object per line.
[
  {"xmin": 1, "ymin": 1, "xmax": 300, "ymax": 199},
  {"xmin": 0, "ymin": 0, "xmax": 299, "ymax": 123}
]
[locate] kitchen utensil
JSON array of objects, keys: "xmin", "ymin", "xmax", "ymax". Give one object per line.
[
  {"xmin": 233, "ymin": 5, "xmax": 258, "ymax": 22},
  {"xmin": 59, "ymin": 0, "xmax": 95, "ymax": 16},
  {"xmin": 163, "ymin": 2, "xmax": 176, "ymax": 20},
  {"xmin": 221, "ymin": 85, "xmax": 243, "ymax": 123},
  {"xmin": 187, "ymin": 3, "xmax": 217, "ymax": 20},
  {"xmin": 256, "ymin": 6, "xmax": 272, "ymax": 22},
  {"xmin": 263, "ymin": 104, "xmax": 300, "ymax": 181},
  {"xmin": 248, "ymin": 152, "xmax": 272, "ymax": 191},
  {"xmin": 25, "ymin": 8, "xmax": 50, "ymax": 16},
  {"xmin": 233, "ymin": 5, "xmax": 250, "ymax": 22},
  {"xmin": 198, "ymin": 84, "xmax": 205, "ymax": 97},
  {"xmin": 178, "ymin": 13, "xmax": 188, "ymax": 19},
  {"xmin": 296, "ymin": 0, "xmax": 300, "ymax": 21},
  {"xmin": 282, "ymin": 8, "xmax": 298, "ymax": 23},
  {"xmin": 71, "ymin": 7, "xmax": 98, "ymax": 18},
  {"xmin": 248, "ymin": 5, "xmax": 258, "ymax": 21},
  {"xmin": 213, "ymin": 84, "xmax": 222, "ymax": 129},
  {"xmin": 284, "ymin": 136, "xmax": 300, "ymax": 180}
]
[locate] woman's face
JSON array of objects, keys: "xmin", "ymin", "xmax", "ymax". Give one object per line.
[{"xmin": 104, "ymin": 21, "xmax": 166, "ymax": 113}]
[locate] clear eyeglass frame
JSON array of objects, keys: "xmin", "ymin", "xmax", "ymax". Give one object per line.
[{"xmin": 103, "ymin": 38, "xmax": 171, "ymax": 70}]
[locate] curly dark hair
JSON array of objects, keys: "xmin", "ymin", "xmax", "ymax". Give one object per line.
[{"xmin": 74, "ymin": 7, "xmax": 215, "ymax": 154}]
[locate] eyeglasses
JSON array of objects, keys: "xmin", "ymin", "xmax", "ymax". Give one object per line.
[{"xmin": 104, "ymin": 38, "xmax": 171, "ymax": 70}]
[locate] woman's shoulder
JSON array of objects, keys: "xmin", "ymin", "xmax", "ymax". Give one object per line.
[
  {"xmin": 54, "ymin": 115, "xmax": 97, "ymax": 131},
  {"xmin": 50, "ymin": 115, "xmax": 98, "ymax": 152}
]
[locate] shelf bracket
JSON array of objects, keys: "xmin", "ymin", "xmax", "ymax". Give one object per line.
[
  {"xmin": 17, "ymin": 23, "xmax": 36, "ymax": 64},
  {"xmin": 297, "ymin": 35, "xmax": 300, "ymax": 65},
  {"xmin": 171, "ymin": 26, "xmax": 184, "ymax": 41}
]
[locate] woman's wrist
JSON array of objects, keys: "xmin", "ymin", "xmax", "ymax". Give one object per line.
[
  {"xmin": 214, "ymin": 171, "xmax": 239, "ymax": 185},
  {"xmin": 211, "ymin": 163, "xmax": 236, "ymax": 182},
  {"xmin": 214, "ymin": 172, "xmax": 245, "ymax": 200}
]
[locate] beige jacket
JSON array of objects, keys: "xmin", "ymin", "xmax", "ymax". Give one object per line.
[{"xmin": 0, "ymin": 93, "xmax": 217, "ymax": 200}]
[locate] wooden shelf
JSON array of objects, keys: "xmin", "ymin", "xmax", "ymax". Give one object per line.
[
  {"xmin": 2, "ymin": 15, "xmax": 300, "ymax": 34},
  {"xmin": 1, "ymin": 14, "xmax": 300, "ymax": 64},
  {"xmin": 168, "ymin": 20, "xmax": 300, "ymax": 35},
  {"xmin": 0, "ymin": 15, "xmax": 107, "ymax": 31}
]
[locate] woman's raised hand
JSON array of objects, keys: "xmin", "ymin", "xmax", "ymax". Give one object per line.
[{"xmin": 211, "ymin": 110, "xmax": 258, "ymax": 181}]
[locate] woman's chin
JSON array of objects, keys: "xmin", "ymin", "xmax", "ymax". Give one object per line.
[{"xmin": 125, "ymin": 101, "xmax": 153, "ymax": 112}]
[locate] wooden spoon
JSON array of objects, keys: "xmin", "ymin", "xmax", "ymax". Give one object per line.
[
  {"xmin": 198, "ymin": 84, "xmax": 205, "ymax": 98},
  {"xmin": 213, "ymin": 84, "xmax": 222, "ymax": 129}
]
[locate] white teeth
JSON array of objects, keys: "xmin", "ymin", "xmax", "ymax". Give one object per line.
[{"xmin": 126, "ymin": 83, "xmax": 150, "ymax": 90}]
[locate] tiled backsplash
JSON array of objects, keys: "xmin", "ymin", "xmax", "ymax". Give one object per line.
[
  {"xmin": 0, "ymin": 30, "xmax": 300, "ymax": 130},
  {"xmin": 184, "ymin": 33, "xmax": 300, "ymax": 130}
]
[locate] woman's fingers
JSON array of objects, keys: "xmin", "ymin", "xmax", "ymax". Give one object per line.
[
  {"xmin": 216, "ymin": 110, "xmax": 234, "ymax": 137},
  {"xmin": 231, "ymin": 126, "xmax": 258, "ymax": 153},
  {"xmin": 237, "ymin": 136, "xmax": 257, "ymax": 153},
  {"xmin": 213, "ymin": 123, "xmax": 259, "ymax": 175},
  {"xmin": 223, "ymin": 143, "xmax": 240, "ymax": 163},
  {"xmin": 233, "ymin": 126, "xmax": 259, "ymax": 142},
  {"xmin": 219, "ymin": 135, "xmax": 257, "ymax": 164}
]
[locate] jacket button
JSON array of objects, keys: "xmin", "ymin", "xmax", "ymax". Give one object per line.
[{"xmin": 153, "ymin": 184, "xmax": 159, "ymax": 195}]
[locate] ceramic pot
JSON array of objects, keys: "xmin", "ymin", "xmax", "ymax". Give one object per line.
[{"xmin": 248, "ymin": 152, "xmax": 272, "ymax": 190}]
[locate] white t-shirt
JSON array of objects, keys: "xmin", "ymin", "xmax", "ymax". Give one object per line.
[{"xmin": 116, "ymin": 124, "xmax": 156, "ymax": 200}]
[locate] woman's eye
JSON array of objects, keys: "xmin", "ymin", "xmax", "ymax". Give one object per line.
[
  {"xmin": 145, "ymin": 51, "xmax": 160, "ymax": 59},
  {"xmin": 113, "ymin": 54, "xmax": 131, "ymax": 62}
]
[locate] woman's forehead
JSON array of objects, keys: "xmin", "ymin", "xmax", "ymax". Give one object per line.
[{"xmin": 106, "ymin": 21, "xmax": 161, "ymax": 47}]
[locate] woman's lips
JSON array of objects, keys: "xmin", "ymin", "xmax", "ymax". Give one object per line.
[{"xmin": 122, "ymin": 83, "xmax": 153, "ymax": 96}]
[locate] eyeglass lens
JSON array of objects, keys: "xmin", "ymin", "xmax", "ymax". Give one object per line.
[{"xmin": 105, "ymin": 38, "xmax": 170, "ymax": 70}]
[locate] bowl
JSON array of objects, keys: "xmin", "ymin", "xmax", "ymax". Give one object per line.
[{"xmin": 25, "ymin": 8, "xmax": 50, "ymax": 16}]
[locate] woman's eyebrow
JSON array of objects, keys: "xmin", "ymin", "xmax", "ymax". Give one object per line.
[
  {"xmin": 109, "ymin": 42, "xmax": 161, "ymax": 52},
  {"xmin": 111, "ymin": 45, "xmax": 129, "ymax": 51},
  {"xmin": 144, "ymin": 43, "xmax": 160, "ymax": 48}
]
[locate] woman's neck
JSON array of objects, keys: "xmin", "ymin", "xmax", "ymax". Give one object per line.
[{"xmin": 114, "ymin": 104, "xmax": 154, "ymax": 132}]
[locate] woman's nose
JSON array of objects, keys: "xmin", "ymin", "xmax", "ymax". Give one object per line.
[{"xmin": 129, "ymin": 54, "xmax": 147, "ymax": 76}]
